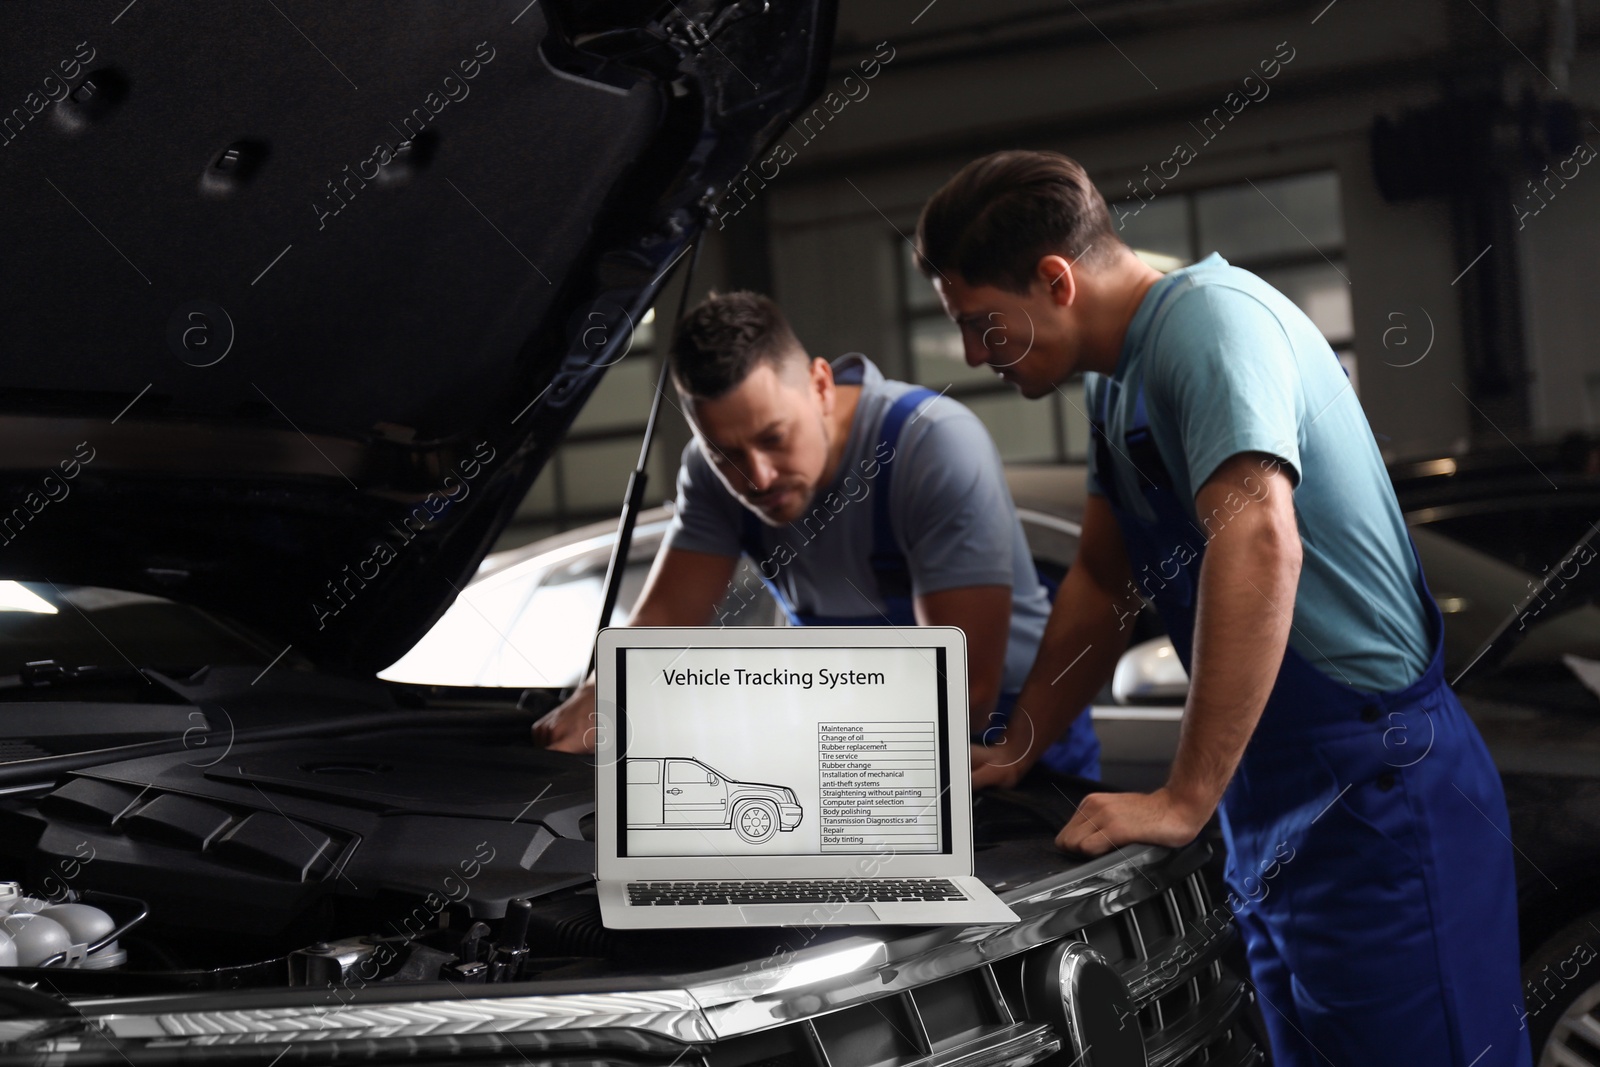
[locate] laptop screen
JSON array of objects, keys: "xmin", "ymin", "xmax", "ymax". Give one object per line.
[{"xmin": 612, "ymin": 644, "xmax": 954, "ymax": 858}]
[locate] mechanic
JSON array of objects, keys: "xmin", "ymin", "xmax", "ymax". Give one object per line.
[
  {"xmin": 531, "ymin": 290, "xmax": 1099, "ymax": 779},
  {"xmin": 916, "ymin": 150, "xmax": 1528, "ymax": 1065}
]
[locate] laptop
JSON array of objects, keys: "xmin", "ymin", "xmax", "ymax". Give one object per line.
[{"xmin": 593, "ymin": 626, "xmax": 1020, "ymax": 929}]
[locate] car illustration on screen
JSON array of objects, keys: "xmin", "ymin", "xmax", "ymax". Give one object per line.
[{"xmin": 626, "ymin": 758, "xmax": 803, "ymax": 844}]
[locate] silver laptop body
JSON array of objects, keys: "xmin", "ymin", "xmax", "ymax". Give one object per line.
[{"xmin": 593, "ymin": 626, "xmax": 1020, "ymax": 929}]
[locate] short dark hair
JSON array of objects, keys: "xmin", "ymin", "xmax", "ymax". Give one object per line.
[
  {"xmin": 669, "ymin": 290, "xmax": 805, "ymax": 399},
  {"xmin": 915, "ymin": 150, "xmax": 1120, "ymax": 292}
]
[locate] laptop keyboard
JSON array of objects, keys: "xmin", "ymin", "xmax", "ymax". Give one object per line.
[{"xmin": 626, "ymin": 878, "xmax": 968, "ymax": 906}]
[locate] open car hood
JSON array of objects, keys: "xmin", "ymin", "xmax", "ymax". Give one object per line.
[{"xmin": 0, "ymin": 0, "xmax": 834, "ymax": 673}]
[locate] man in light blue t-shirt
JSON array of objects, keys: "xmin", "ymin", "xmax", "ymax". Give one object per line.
[
  {"xmin": 533, "ymin": 290, "xmax": 1100, "ymax": 779},
  {"xmin": 915, "ymin": 151, "xmax": 1528, "ymax": 1066}
]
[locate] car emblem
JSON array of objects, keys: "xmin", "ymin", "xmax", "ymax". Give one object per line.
[{"xmin": 1024, "ymin": 939, "xmax": 1147, "ymax": 1066}]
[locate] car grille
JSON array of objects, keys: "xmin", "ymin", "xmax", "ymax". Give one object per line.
[
  {"xmin": 63, "ymin": 844, "xmax": 1263, "ymax": 1067},
  {"xmin": 1073, "ymin": 869, "xmax": 1261, "ymax": 1066},
  {"xmin": 703, "ymin": 869, "xmax": 1260, "ymax": 1067}
]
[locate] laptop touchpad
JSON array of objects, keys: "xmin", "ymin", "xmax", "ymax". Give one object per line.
[{"xmin": 739, "ymin": 904, "xmax": 879, "ymax": 924}]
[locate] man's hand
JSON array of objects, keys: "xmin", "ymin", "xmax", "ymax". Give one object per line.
[
  {"xmin": 531, "ymin": 680, "xmax": 598, "ymax": 753},
  {"xmin": 971, "ymin": 740, "xmax": 1028, "ymax": 791},
  {"xmin": 1055, "ymin": 787, "xmax": 1211, "ymax": 856}
]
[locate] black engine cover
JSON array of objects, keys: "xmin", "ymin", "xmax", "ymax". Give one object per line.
[{"xmin": 6, "ymin": 737, "xmax": 597, "ymax": 940}]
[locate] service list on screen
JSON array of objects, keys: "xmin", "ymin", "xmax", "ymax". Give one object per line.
[
  {"xmin": 817, "ymin": 722, "xmax": 939, "ymax": 852},
  {"xmin": 617, "ymin": 645, "xmax": 951, "ymax": 858}
]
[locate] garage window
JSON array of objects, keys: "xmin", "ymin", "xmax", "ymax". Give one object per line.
[{"xmin": 1116, "ymin": 170, "xmax": 1355, "ymax": 383}]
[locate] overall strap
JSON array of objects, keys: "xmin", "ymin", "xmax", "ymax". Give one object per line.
[
  {"xmin": 869, "ymin": 387, "xmax": 940, "ymax": 601},
  {"xmin": 1090, "ymin": 376, "xmax": 1121, "ymax": 510},
  {"xmin": 1125, "ymin": 387, "xmax": 1175, "ymax": 492},
  {"xmin": 1090, "ymin": 378, "xmax": 1179, "ymax": 507}
]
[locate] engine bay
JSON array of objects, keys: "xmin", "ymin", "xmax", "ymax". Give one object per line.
[
  {"xmin": 0, "ymin": 675, "xmax": 1088, "ymax": 1004},
  {"xmin": 0, "ymin": 726, "xmax": 616, "ymax": 992}
]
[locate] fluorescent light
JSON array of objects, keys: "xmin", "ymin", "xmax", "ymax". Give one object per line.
[{"xmin": 0, "ymin": 583, "xmax": 57, "ymax": 614}]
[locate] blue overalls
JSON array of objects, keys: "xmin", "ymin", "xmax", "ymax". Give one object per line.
[
  {"xmin": 1092, "ymin": 333, "xmax": 1529, "ymax": 1061},
  {"xmin": 740, "ymin": 386, "xmax": 1100, "ymax": 780}
]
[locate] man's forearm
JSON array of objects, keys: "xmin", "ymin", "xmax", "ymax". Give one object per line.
[
  {"xmin": 1047, "ymin": 458, "xmax": 1303, "ymax": 854},
  {"xmin": 1165, "ymin": 517, "xmax": 1300, "ymax": 814},
  {"xmin": 914, "ymin": 585, "xmax": 1012, "ymax": 730},
  {"xmin": 1004, "ymin": 563, "xmax": 1136, "ymax": 770},
  {"xmin": 624, "ymin": 547, "xmax": 740, "ymax": 629},
  {"xmin": 626, "ymin": 597, "xmax": 706, "ymax": 627}
]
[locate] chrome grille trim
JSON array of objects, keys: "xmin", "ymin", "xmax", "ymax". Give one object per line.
[
  {"xmin": 913, "ymin": 1021, "xmax": 1060, "ymax": 1067},
  {"xmin": 1119, "ymin": 918, "xmax": 1238, "ymax": 1006},
  {"xmin": 978, "ymin": 965, "xmax": 1014, "ymax": 1026},
  {"xmin": 96, "ymin": 990, "xmax": 714, "ymax": 1043},
  {"xmin": 1143, "ymin": 972, "xmax": 1253, "ymax": 1067}
]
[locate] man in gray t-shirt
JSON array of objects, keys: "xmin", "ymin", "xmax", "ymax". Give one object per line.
[{"xmin": 532, "ymin": 291, "xmax": 1098, "ymax": 778}]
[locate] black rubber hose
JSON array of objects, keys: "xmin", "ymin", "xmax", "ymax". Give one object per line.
[{"xmin": 37, "ymin": 890, "xmax": 150, "ymax": 967}]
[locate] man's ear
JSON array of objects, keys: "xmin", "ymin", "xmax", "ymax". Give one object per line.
[
  {"xmin": 1038, "ymin": 254, "xmax": 1077, "ymax": 307},
  {"xmin": 681, "ymin": 389, "xmax": 705, "ymax": 437},
  {"xmin": 809, "ymin": 356, "xmax": 836, "ymax": 414}
]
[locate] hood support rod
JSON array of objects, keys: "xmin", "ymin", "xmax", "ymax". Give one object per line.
[{"xmin": 588, "ymin": 241, "xmax": 703, "ymax": 678}]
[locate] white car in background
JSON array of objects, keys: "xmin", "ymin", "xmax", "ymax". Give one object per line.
[{"xmin": 381, "ymin": 507, "xmax": 776, "ymax": 688}]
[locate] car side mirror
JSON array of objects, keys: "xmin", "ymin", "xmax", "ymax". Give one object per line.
[
  {"xmin": 706, "ymin": 772, "xmax": 716, "ymax": 785},
  {"xmin": 1111, "ymin": 636, "xmax": 1189, "ymax": 704}
]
